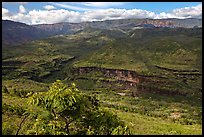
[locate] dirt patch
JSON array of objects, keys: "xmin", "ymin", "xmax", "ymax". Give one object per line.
[{"xmin": 169, "ymin": 112, "xmax": 181, "ymax": 119}]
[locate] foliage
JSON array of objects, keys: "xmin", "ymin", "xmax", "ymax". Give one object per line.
[
  {"xmin": 2, "ymin": 86, "xmax": 9, "ymax": 93},
  {"xmin": 2, "ymin": 79, "xmax": 49, "ymax": 93},
  {"xmin": 108, "ymin": 108, "xmax": 202, "ymax": 135},
  {"xmin": 2, "ymin": 27, "xmax": 201, "ymax": 135},
  {"xmin": 25, "ymin": 80, "xmax": 130, "ymax": 135},
  {"xmin": 82, "ymin": 85, "xmax": 202, "ymax": 125},
  {"xmin": 2, "ymin": 103, "xmax": 25, "ymax": 116}
]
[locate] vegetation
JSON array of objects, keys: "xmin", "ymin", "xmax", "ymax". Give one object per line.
[
  {"xmin": 2, "ymin": 27, "xmax": 202, "ymax": 135},
  {"xmin": 3, "ymin": 80, "xmax": 130, "ymax": 135}
]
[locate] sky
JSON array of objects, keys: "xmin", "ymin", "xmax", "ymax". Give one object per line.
[{"xmin": 2, "ymin": 2, "xmax": 202, "ymax": 25}]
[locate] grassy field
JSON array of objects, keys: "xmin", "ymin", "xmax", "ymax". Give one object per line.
[
  {"xmin": 2, "ymin": 79, "xmax": 202, "ymax": 135},
  {"xmin": 107, "ymin": 108, "xmax": 202, "ymax": 135}
]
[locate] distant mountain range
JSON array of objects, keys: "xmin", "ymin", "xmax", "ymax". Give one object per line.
[
  {"xmin": 2, "ymin": 18, "xmax": 202, "ymax": 102},
  {"xmin": 2, "ymin": 18, "xmax": 202, "ymax": 46}
]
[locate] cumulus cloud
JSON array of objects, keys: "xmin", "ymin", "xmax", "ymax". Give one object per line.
[
  {"xmin": 44, "ymin": 5, "xmax": 56, "ymax": 10},
  {"xmin": 81, "ymin": 8, "xmax": 156, "ymax": 22},
  {"xmin": 19, "ymin": 5, "xmax": 26, "ymax": 14},
  {"xmin": 2, "ymin": 9, "xmax": 82, "ymax": 25},
  {"xmin": 28, "ymin": 9, "xmax": 81, "ymax": 24},
  {"xmin": 2, "ymin": 4, "xmax": 202, "ymax": 25},
  {"xmin": 2, "ymin": 7, "xmax": 29, "ymax": 22},
  {"xmin": 171, "ymin": 4, "xmax": 202, "ymax": 18},
  {"xmin": 2, "ymin": 8, "xmax": 10, "ymax": 16},
  {"xmin": 2, "ymin": 8, "xmax": 12, "ymax": 20}
]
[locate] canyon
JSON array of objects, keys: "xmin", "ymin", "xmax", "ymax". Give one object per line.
[{"xmin": 73, "ymin": 67, "xmax": 188, "ymax": 96}]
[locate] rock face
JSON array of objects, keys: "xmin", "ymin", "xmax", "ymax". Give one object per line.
[
  {"xmin": 77, "ymin": 67, "xmax": 141, "ymax": 84},
  {"xmin": 75, "ymin": 66, "xmax": 171, "ymax": 85},
  {"xmin": 141, "ymin": 19, "xmax": 175, "ymax": 28},
  {"xmin": 74, "ymin": 67, "xmax": 188, "ymax": 96},
  {"xmin": 140, "ymin": 18, "xmax": 202, "ymax": 28}
]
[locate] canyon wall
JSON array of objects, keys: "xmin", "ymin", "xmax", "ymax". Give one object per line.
[{"xmin": 73, "ymin": 67, "xmax": 188, "ymax": 96}]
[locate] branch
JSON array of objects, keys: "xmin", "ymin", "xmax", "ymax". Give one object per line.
[
  {"xmin": 52, "ymin": 109, "xmax": 56, "ymax": 117},
  {"xmin": 16, "ymin": 114, "xmax": 29, "ymax": 135},
  {"xmin": 64, "ymin": 116, "xmax": 70, "ymax": 134},
  {"xmin": 59, "ymin": 115, "xmax": 74, "ymax": 134}
]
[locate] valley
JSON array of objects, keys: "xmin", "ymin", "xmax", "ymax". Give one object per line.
[{"xmin": 2, "ymin": 18, "xmax": 202, "ymax": 135}]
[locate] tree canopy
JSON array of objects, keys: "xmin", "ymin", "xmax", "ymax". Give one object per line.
[{"xmin": 24, "ymin": 80, "xmax": 130, "ymax": 135}]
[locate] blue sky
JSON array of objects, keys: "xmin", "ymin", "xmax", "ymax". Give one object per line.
[
  {"xmin": 3, "ymin": 2, "xmax": 201, "ymax": 13},
  {"xmin": 2, "ymin": 2, "xmax": 202, "ymax": 25}
]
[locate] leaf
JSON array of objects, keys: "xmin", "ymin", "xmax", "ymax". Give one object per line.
[
  {"xmin": 72, "ymin": 96, "xmax": 76, "ymax": 103},
  {"xmin": 37, "ymin": 97, "xmax": 41, "ymax": 105}
]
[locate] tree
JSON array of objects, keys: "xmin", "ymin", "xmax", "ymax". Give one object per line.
[{"xmin": 23, "ymin": 80, "xmax": 130, "ymax": 135}]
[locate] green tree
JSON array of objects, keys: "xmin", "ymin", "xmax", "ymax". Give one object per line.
[{"xmin": 23, "ymin": 80, "xmax": 130, "ymax": 135}]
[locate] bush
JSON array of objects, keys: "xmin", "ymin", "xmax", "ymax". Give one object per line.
[
  {"xmin": 25, "ymin": 80, "xmax": 131, "ymax": 135},
  {"xmin": 2, "ymin": 86, "xmax": 9, "ymax": 93},
  {"xmin": 7, "ymin": 87, "xmax": 30, "ymax": 98},
  {"xmin": 15, "ymin": 89, "xmax": 30, "ymax": 98},
  {"xmin": 9, "ymin": 88, "xmax": 17, "ymax": 95},
  {"xmin": 2, "ymin": 103, "xmax": 25, "ymax": 116},
  {"xmin": 2, "ymin": 124, "xmax": 15, "ymax": 135}
]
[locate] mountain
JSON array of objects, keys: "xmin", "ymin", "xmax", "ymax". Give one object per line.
[
  {"xmin": 138, "ymin": 18, "xmax": 202, "ymax": 28},
  {"xmin": 3, "ymin": 26, "xmax": 202, "ymax": 85},
  {"xmin": 33, "ymin": 22, "xmax": 84, "ymax": 35},
  {"xmin": 2, "ymin": 20, "xmax": 86, "ymax": 47},
  {"xmin": 2, "ymin": 18, "xmax": 202, "ymax": 47},
  {"xmin": 2, "ymin": 20, "xmax": 45, "ymax": 46},
  {"xmin": 82, "ymin": 18, "xmax": 202, "ymax": 29},
  {"xmin": 74, "ymin": 27, "xmax": 202, "ymax": 72},
  {"xmin": 2, "ymin": 20, "xmax": 202, "ymax": 135}
]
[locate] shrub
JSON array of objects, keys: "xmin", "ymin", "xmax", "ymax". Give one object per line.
[
  {"xmin": 25, "ymin": 80, "xmax": 131, "ymax": 135},
  {"xmin": 9, "ymin": 88, "xmax": 17, "ymax": 95},
  {"xmin": 2, "ymin": 103, "xmax": 25, "ymax": 116},
  {"xmin": 2, "ymin": 86, "xmax": 9, "ymax": 93}
]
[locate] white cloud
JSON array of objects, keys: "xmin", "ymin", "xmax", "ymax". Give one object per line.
[
  {"xmin": 82, "ymin": 2, "xmax": 125, "ymax": 8},
  {"xmin": 171, "ymin": 4, "xmax": 202, "ymax": 18},
  {"xmin": 2, "ymin": 7, "xmax": 29, "ymax": 22},
  {"xmin": 155, "ymin": 12, "xmax": 174, "ymax": 19},
  {"xmin": 44, "ymin": 5, "xmax": 56, "ymax": 10},
  {"xmin": 81, "ymin": 8, "xmax": 156, "ymax": 22},
  {"xmin": 50, "ymin": 2, "xmax": 126, "ymax": 11},
  {"xmin": 27, "ymin": 9, "xmax": 81, "ymax": 24},
  {"xmin": 2, "ymin": 8, "xmax": 9, "ymax": 15},
  {"xmin": 154, "ymin": 4, "xmax": 202, "ymax": 19},
  {"xmin": 19, "ymin": 5, "xmax": 26, "ymax": 14},
  {"xmin": 2, "ymin": 4, "xmax": 202, "ymax": 25},
  {"xmin": 50, "ymin": 2, "xmax": 93, "ymax": 11},
  {"xmin": 2, "ymin": 8, "xmax": 12, "ymax": 20}
]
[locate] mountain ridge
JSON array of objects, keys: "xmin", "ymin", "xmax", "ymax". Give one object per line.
[{"xmin": 2, "ymin": 18, "xmax": 202, "ymax": 47}]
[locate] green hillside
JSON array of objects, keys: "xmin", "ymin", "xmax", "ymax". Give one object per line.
[
  {"xmin": 74, "ymin": 28, "xmax": 202, "ymax": 72},
  {"xmin": 2, "ymin": 27, "xmax": 202, "ymax": 135}
]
